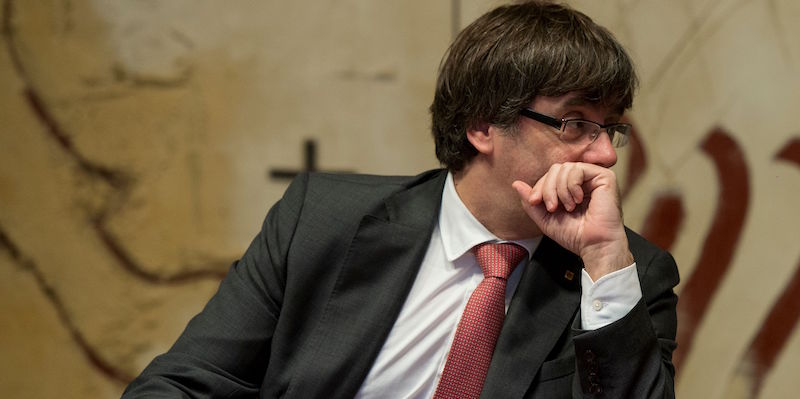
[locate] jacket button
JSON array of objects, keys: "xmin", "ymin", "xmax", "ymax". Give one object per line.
[
  {"xmin": 584, "ymin": 349, "xmax": 596, "ymax": 361},
  {"xmin": 589, "ymin": 383, "xmax": 603, "ymax": 394}
]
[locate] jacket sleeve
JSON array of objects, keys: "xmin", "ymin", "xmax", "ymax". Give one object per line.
[
  {"xmin": 571, "ymin": 235, "xmax": 680, "ymax": 398},
  {"xmin": 121, "ymin": 174, "xmax": 309, "ymax": 398}
]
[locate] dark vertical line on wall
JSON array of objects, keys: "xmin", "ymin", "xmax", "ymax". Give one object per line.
[
  {"xmin": 2, "ymin": 0, "xmax": 12, "ymax": 42},
  {"xmin": 451, "ymin": 0, "xmax": 460, "ymax": 40},
  {"xmin": 269, "ymin": 139, "xmax": 351, "ymax": 180},
  {"xmin": 673, "ymin": 128, "xmax": 750, "ymax": 374},
  {"xmin": 304, "ymin": 139, "xmax": 317, "ymax": 172}
]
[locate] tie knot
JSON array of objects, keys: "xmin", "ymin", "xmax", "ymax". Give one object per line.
[{"xmin": 472, "ymin": 242, "xmax": 527, "ymax": 279}]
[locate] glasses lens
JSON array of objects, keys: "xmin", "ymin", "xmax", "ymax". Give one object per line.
[
  {"xmin": 608, "ymin": 125, "xmax": 631, "ymax": 147},
  {"xmin": 562, "ymin": 120, "xmax": 600, "ymax": 143}
]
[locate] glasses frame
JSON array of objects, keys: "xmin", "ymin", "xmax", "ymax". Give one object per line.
[{"xmin": 519, "ymin": 108, "xmax": 631, "ymax": 147}]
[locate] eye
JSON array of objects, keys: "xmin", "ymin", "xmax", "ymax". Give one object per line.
[
  {"xmin": 562, "ymin": 120, "xmax": 595, "ymax": 141},
  {"xmin": 573, "ymin": 120, "xmax": 589, "ymax": 130}
]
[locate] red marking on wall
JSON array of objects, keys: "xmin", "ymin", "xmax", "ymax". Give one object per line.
[
  {"xmin": 640, "ymin": 194, "xmax": 684, "ymax": 252},
  {"xmin": 621, "ymin": 117, "xmax": 647, "ymax": 199},
  {"xmin": 775, "ymin": 137, "xmax": 800, "ymax": 163},
  {"xmin": 673, "ymin": 128, "xmax": 750, "ymax": 373},
  {"xmin": 739, "ymin": 258, "xmax": 800, "ymax": 397},
  {"xmin": 733, "ymin": 137, "xmax": 800, "ymax": 397}
]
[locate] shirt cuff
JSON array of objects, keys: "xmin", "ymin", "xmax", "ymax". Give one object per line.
[{"xmin": 579, "ymin": 263, "xmax": 642, "ymax": 330}]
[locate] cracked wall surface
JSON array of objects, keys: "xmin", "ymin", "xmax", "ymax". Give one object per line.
[{"xmin": 1, "ymin": 1, "xmax": 799, "ymax": 398}]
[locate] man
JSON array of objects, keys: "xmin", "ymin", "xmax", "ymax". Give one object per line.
[{"xmin": 123, "ymin": 1, "xmax": 678, "ymax": 398}]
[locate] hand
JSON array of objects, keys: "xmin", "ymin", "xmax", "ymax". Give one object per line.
[{"xmin": 512, "ymin": 162, "xmax": 633, "ymax": 280}]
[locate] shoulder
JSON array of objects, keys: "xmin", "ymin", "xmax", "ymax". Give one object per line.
[
  {"xmin": 305, "ymin": 169, "xmax": 445, "ymax": 189},
  {"xmin": 278, "ymin": 168, "xmax": 447, "ymax": 220},
  {"xmin": 285, "ymin": 169, "xmax": 446, "ymax": 203}
]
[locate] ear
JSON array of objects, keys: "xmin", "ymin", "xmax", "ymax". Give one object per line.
[{"xmin": 466, "ymin": 122, "xmax": 495, "ymax": 155}]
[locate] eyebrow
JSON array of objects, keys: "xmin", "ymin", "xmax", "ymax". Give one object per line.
[{"xmin": 559, "ymin": 96, "xmax": 623, "ymax": 123}]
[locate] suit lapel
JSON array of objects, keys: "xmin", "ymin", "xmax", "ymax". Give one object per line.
[
  {"xmin": 481, "ymin": 237, "xmax": 583, "ymax": 398},
  {"xmin": 289, "ymin": 170, "xmax": 447, "ymax": 399}
]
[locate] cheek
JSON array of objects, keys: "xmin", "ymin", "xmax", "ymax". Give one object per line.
[
  {"xmin": 509, "ymin": 152, "xmax": 549, "ymax": 184},
  {"xmin": 524, "ymin": 146, "xmax": 581, "ymax": 182},
  {"xmin": 505, "ymin": 134, "xmax": 577, "ymax": 181},
  {"xmin": 549, "ymin": 145, "xmax": 584, "ymax": 166}
]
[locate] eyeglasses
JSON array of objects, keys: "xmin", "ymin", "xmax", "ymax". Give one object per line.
[{"xmin": 519, "ymin": 108, "xmax": 631, "ymax": 148}]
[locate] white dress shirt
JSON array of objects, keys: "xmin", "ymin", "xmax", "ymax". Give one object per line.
[{"xmin": 355, "ymin": 172, "xmax": 641, "ymax": 398}]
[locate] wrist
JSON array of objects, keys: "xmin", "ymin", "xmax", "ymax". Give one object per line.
[{"xmin": 580, "ymin": 241, "xmax": 634, "ymax": 281}]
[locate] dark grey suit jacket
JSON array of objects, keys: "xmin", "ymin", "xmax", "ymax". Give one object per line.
[{"xmin": 123, "ymin": 169, "xmax": 679, "ymax": 398}]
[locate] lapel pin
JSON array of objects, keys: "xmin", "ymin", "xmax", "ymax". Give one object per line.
[{"xmin": 564, "ymin": 270, "xmax": 575, "ymax": 281}]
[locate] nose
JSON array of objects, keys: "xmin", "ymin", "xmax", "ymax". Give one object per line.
[{"xmin": 582, "ymin": 130, "xmax": 617, "ymax": 167}]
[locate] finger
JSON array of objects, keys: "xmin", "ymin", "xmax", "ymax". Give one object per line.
[
  {"xmin": 573, "ymin": 163, "xmax": 619, "ymax": 207},
  {"xmin": 555, "ymin": 163, "xmax": 582, "ymax": 211},
  {"xmin": 573, "ymin": 162, "xmax": 617, "ymax": 192},
  {"xmin": 528, "ymin": 174, "xmax": 546, "ymax": 205},
  {"xmin": 566, "ymin": 164, "xmax": 585, "ymax": 208},
  {"xmin": 540, "ymin": 164, "xmax": 561, "ymax": 212}
]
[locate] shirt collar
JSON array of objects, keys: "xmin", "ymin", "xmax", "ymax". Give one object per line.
[{"xmin": 439, "ymin": 172, "xmax": 541, "ymax": 263}]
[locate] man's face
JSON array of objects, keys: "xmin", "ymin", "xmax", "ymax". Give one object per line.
[
  {"xmin": 457, "ymin": 91, "xmax": 625, "ymax": 238},
  {"xmin": 493, "ymin": 91, "xmax": 622, "ymax": 189}
]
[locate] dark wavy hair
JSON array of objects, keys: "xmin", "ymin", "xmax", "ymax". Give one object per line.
[{"xmin": 430, "ymin": 0, "xmax": 638, "ymax": 171}]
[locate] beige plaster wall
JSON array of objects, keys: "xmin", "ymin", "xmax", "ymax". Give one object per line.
[{"xmin": 1, "ymin": 1, "xmax": 798, "ymax": 398}]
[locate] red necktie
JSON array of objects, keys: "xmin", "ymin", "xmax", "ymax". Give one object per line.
[{"xmin": 433, "ymin": 242, "xmax": 528, "ymax": 399}]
